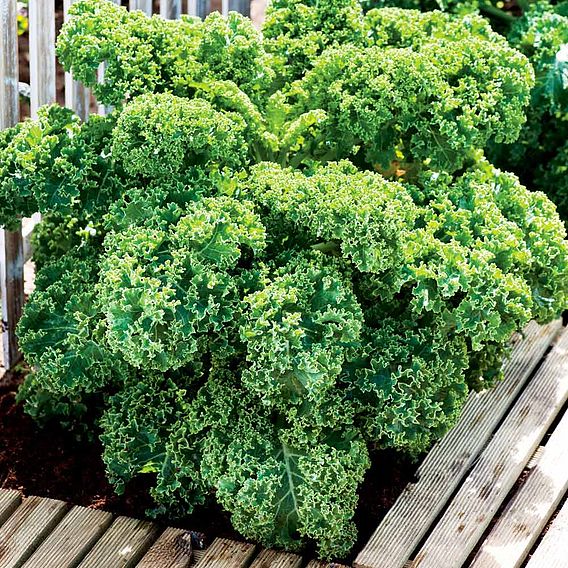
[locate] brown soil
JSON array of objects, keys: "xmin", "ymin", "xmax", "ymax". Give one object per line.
[{"xmin": 0, "ymin": 369, "xmax": 417, "ymax": 560}]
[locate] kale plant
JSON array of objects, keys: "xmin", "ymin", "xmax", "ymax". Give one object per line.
[
  {"xmin": 360, "ymin": 0, "xmax": 568, "ymax": 219},
  {"xmin": 2, "ymin": 0, "xmax": 568, "ymax": 559}
]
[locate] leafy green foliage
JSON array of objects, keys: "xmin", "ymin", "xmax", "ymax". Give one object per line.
[
  {"xmin": 291, "ymin": 10, "xmax": 532, "ymax": 171},
  {"xmin": 2, "ymin": 0, "xmax": 568, "ymax": 559},
  {"xmin": 56, "ymin": 0, "xmax": 273, "ymax": 107},
  {"xmin": 360, "ymin": 0, "xmax": 568, "ymax": 221}
]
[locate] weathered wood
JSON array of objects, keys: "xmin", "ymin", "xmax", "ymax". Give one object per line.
[
  {"xmin": 161, "ymin": 0, "xmax": 182, "ymax": 19},
  {"xmin": 0, "ymin": 0, "xmax": 24, "ymax": 373},
  {"xmin": 0, "ymin": 0, "xmax": 19, "ymax": 124},
  {"xmin": 0, "ymin": 229, "xmax": 24, "ymax": 371},
  {"xmin": 64, "ymin": 0, "xmax": 90, "ymax": 121},
  {"xmin": 21, "ymin": 506, "xmax": 113, "ymax": 568},
  {"xmin": 187, "ymin": 0, "xmax": 211, "ymax": 18},
  {"xmin": 469, "ymin": 408, "xmax": 568, "ymax": 567},
  {"xmin": 0, "ymin": 496, "xmax": 68, "ymax": 568},
  {"xmin": 355, "ymin": 319, "xmax": 562, "ymax": 568},
  {"xmin": 129, "ymin": 0, "xmax": 152, "ymax": 15},
  {"xmin": 0, "ymin": 490, "xmax": 22, "ymax": 526},
  {"xmin": 411, "ymin": 326, "xmax": 568, "ymax": 568},
  {"xmin": 249, "ymin": 549, "xmax": 302, "ymax": 568},
  {"xmin": 193, "ymin": 538, "xmax": 256, "ymax": 568},
  {"xmin": 135, "ymin": 527, "xmax": 195, "ymax": 568},
  {"xmin": 78, "ymin": 516, "xmax": 159, "ymax": 568},
  {"xmin": 28, "ymin": 0, "xmax": 56, "ymax": 118},
  {"xmin": 525, "ymin": 498, "xmax": 568, "ymax": 568}
]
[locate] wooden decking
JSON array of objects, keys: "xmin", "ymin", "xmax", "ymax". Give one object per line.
[{"xmin": 1, "ymin": 320, "xmax": 567, "ymax": 568}]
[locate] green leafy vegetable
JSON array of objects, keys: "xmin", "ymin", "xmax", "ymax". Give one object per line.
[{"xmin": 2, "ymin": 0, "xmax": 567, "ymax": 559}]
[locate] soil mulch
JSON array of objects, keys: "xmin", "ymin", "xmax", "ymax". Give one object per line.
[{"xmin": 0, "ymin": 369, "xmax": 419, "ymax": 561}]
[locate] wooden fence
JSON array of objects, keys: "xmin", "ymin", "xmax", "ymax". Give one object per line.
[{"xmin": 0, "ymin": 0, "xmax": 252, "ymax": 372}]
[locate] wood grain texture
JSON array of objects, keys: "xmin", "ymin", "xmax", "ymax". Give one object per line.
[
  {"xmin": 0, "ymin": 228, "xmax": 24, "ymax": 370},
  {"xmin": 0, "ymin": 496, "xmax": 68, "ymax": 568},
  {"xmin": 249, "ymin": 549, "xmax": 302, "ymax": 568},
  {"xmin": 355, "ymin": 320, "xmax": 562, "ymax": 568},
  {"xmin": 525, "ymin": 498, "xmax": 568, "ymax": 568},
  {"xmin": 64, "ymin": 0, "xmax": 90, "ymax": 121},
  {"xmin": 28, "ymin": 0, "xmax": 56, "ymax": 118},
  {"xmin": 78, "ymin": 516, "xmax": 159, "ymax": 568},
  {"xmin": 21, "ymin": 505, "xmax": 113, "ymax": 568},
  {"xmin": 0, "ymin": 0, "xmax": 23, "ymax": 372},
  {"xmin": 193, "ymin": 538, "xmax": 256, "ymax": 568},
  {"xmin": 135, "ymin": 527, "xmax": 194, "ymax": 568},
  {"xmin": 411, "ymin": 326, "xmax": 568, "ymax": 568},
  {"xmin": 0, "ymin": 0, "xmax": 19, "ymax": 126},
  {"xmin": 187, "ymin": 0, "xmax": 211, "ymax": 17},
  {"xmin": 129, "ymin": 0, "xmax": 152, "ymax": 15},
  {"xmin": 469, "ymin": 409, "xmax": 568, "ymax": 567},
  {"xmin": 161, "ymin": 0, "xmax": 182, "ymax": 19},
  {"xmin": 0, "ymin": 490, "xmax": 22, "ymax": 526}
]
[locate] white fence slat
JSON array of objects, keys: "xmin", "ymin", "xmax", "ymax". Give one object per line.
[
  {"xmin": 64, "ymin": 0, "xmax": 90, "ymax": 120},
  {"xmin": 161, "ymin": 0, "xmax": 182, "ymax": 19},
  {"xmin": 0, "ymin": 0, "xmax": 24, "ymax": 372},
  {"xmin": 187, "ymin": 0, "xmax": 211, "ymax": 18},
  {"xmin": 130, "ymin": 0, "xmax": 153, "ymax": 15},
  {"xmin": 29, "ymin": 0, "xmax": 56, "ymax": 118},
  {"xmin": 221, "ymin": 0, "xmax": 229, "ymax": 16}
]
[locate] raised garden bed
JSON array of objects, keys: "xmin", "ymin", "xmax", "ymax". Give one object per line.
[
  {"xmin": 2, "ymin": 0, "xmax": 568, "ymax": 565},
  {"xmin": 1, "ymin": 319, "xmax": 566, "ymax": 567}
]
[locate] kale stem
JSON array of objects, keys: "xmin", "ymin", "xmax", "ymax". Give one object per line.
[{"xmin": 479, "ymin": 4, "xmax": 516, "ymax": 23}]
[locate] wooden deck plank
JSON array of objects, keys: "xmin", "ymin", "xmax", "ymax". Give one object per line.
[
  {"xmin": 525, "ymin": 498, "xmax": 568, "ymax": 568},
  {"xmin": 249, "ymin": 549, "xmax": 302, "ymax": 568},
  {"xmin": 0, "ymin": 490, "xmax": 22, "ymax": 526},
  {"xmin": 77, "ymin": 516, "xmax": 159, "ymax": 568},
  {"xmin": 411, "ymin": 325, "xmax": 568, "ymax": 568},
  {"xmin": 21, "ymin": 505, "xmax": 113, "ymax": 568},
  {"xmin": 469, "ymin": 408, "xmax": 568, "ymax": 567},
  {"xmin": 135, "ymin": 527, "xmax": 195, "ymax": 568},
  {"xmin": 193, "ymin": 538, "xmax": 256, "ymax": 568},
  {"xmin": 0, "ymin": 496, "xmax": 68, "ymax": 568},
  {"xmin": 355, "ymin": 319, "xmax": 562, "ymax": 568}
]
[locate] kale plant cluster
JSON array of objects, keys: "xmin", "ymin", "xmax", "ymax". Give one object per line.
[
  {"xmin": 1, "ymin": 0, "xmax": 568, "ymax": 558},
  {"xmin": 362, "ymin": 0, "xmax": 568, "ymax": 218}
]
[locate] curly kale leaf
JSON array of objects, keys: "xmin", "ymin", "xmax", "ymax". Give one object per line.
[
  {"xmin": 0, "ymin": 105, "xmax": 119, "ymax": 229},
  {"xmin": 99, "ymin": 196, "xmax": 266, "ymax": 371},
  {"xmin": 291, "ymin": 21, "xmax": 532, "ymax": 171},
  {"xmin": 111, "ymin": 93, "xmax": 250, "ymax": 179},
  {"xmin": 243, "ymin": 161, "xmax": 418, "ymax": 273},
  {"xmin": 100, "ymin": 372, "xmax": 207, "ymax": 514},
  {"xmin": 240, "ymin": 254, "xmax": 363, "ymax": 409},
  {"xmin": 343, "ymin": 315, "xmax": 470, "ymax": 455},
  {"xmin": 192, "ymin": 372, "xmax": 369, "ymax": 559},
  {"xmin": 57, "ymin": 0, "xmax": 273, "ymax": 107},
  {"xmin": 17, "ymin": 251, "xmax": 129, "ymax": 397},
  {"xmin": 263, "ymin": 0, "xmax": 365, "ymax": 84}
]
